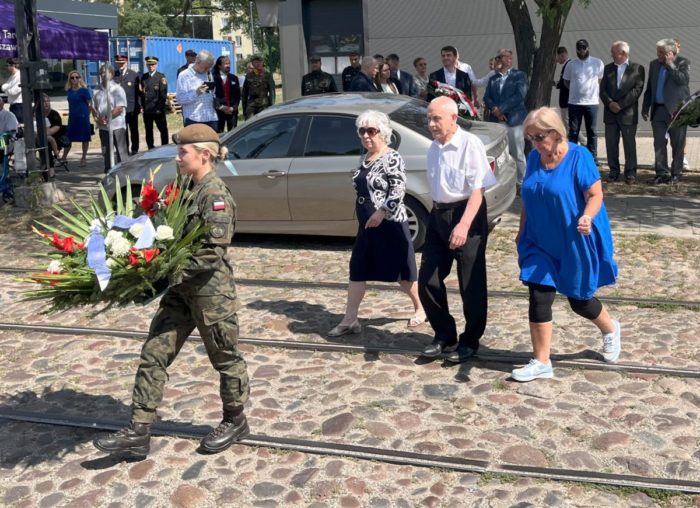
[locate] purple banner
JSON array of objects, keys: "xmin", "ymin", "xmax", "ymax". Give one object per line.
[{"xmin": 0, "ymin": 0, "xmax": 108, "ymax": 60}]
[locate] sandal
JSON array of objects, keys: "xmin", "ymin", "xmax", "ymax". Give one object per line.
[{"xmin": 407, "ymin": 311, "xmax": 427, "ymax": 328}]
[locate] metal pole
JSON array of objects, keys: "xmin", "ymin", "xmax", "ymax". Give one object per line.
[
  {"xmin": 105, "ymin": 71, "xmax": 114, "ymax": 170},
  {"xmin": 249, "ymin": 1, "xmax": 255, "ymax": 53}
]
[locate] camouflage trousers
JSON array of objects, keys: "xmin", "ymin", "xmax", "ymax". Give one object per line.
[{"xmin": 131, "ymin": 289, "xmax": 250, "ymax": 424}]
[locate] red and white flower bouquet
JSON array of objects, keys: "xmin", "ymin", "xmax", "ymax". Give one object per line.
[
  {"xmin": 24, "ymin": 167, "xmax": 205, "ymax": 313},
  {"xmin": 428, "ymin": 80, "xmax": 480, "ymax": 120}
]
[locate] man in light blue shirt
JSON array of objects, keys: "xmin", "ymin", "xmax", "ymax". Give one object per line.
[{"xmin": 176, "ymin": 50, "xmax": 219, "ymax": 130}]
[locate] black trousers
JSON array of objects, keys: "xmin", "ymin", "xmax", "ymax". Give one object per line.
[
  {"xmin": 217, "ymin": 110, "xmax": 238, "ymax": 133},
  {"xmin": 125, "ymin": 111, "xmax": 140, "ymax": 153},
  {"xmin": 651, "ymin": 104, "xmax": 687, "ymax": 178},
  {"xmin": 143, "ymin": 113, "xmax": 169, "ymax": 149},
  {"xmin": 604, "ymin": 118, "xmax": 638, "ymax": 178},
  {"xmin": 418, "ymin": 199, "xmax": 489, "ymax": 349}
]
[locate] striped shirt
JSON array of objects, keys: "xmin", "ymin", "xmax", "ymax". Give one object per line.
[{"xmin": 176, "ymin": 67, "xmax": 217, "ymax": 123}]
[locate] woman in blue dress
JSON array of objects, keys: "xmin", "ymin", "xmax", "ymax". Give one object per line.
[
  {"xmin": 512, "ymin": 107, "xmax": 620, "ymax": 382},
  {"xmin": 65, "ymin": 71, "xmax": 92, "ymax": 166},
  {"xmin": 328, "ymin": 110, "xmax": 425, "ymax": 336}
]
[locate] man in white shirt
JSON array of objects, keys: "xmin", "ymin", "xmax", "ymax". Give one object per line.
[
  {"xmin": 92, "ymin": 63, "xmax": 128, "ymax": 173},
  {"xmin": 563, "ymin": 39, "xmax": 604, "ymax": 162},
  {"xmin": 1, "ymin": 58, "xmax": 23, "ymax": 124},
  {"xmin": 456, "ymin": 49, "xmax": 480, "ymax": 107},
  {"xmin": 419, "ymin": 96, "xmax": 497, "ymax": 364},
  {"xmin": 176, "ymin": 50, "xmax": 218, "ymax": 130}
]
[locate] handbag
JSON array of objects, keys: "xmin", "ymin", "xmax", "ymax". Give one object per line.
[{"xmin": 90, "ymin": 124, "xmax": 95, "ymax": 136}]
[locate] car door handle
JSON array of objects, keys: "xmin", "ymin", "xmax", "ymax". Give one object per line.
[{"xmin": 263, "ymin": 170, "xmax": 287, "ymax": 179}]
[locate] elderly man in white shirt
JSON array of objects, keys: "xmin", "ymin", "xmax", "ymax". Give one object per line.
[
  {"xmin": 176, "ymin": 50, "xmax": 219, "ymax": 131},
  {"xmin": 92, "ymin": 63, "xmax": 128, "ymax": 173},
  {"xmin": 419, "ymin": 96, "xmax": 497, "ymax": 364}
]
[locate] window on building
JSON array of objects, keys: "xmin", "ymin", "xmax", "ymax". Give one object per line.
[{"xmin": 235, "ymin": 35, "xmax": 243, "ymax": 47}]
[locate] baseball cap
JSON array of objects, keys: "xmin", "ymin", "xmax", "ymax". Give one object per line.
[
  {"xmin": 576, "ymin": 39, "xmax": 589, "ymax": 49},
  {"xmin": 173, "ymin": 124, "xmax": 220, "ymax": 145}
]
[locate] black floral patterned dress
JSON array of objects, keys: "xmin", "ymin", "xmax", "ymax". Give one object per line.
[{"xmin": 349, "ymin": 149, "xmax": 417, "ymax": 282}]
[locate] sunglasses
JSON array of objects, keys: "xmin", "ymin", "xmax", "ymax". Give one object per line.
[
  {"xmin": 525, "ymin": 131, "xmax": 552, "ymax": 143},
  {"xmin": 358, "ymin": 127, "xmax": 379, "ymax": 137},
  {"xmin": 70, "ymin": 75, "xmax": 80, "ymax": 80}
]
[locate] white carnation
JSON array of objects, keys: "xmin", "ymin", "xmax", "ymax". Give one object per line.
[
  {"xmin": 47, "ymin": 260, "xmax": 62, "ymax": 273},
  {"xmin": 106, "ymin": 258, "xmax": 118, "ymax": 268},
  {"xmin": 110, "ymin": 236, "xmax": 132, "ymax": 257},
  {"xmin": 129, "ymin": 223, "xmax": 144, "ymax": 238},
  {"xmin": 155, "ymin": 225, "xmax": 174, "ymax": 241},
  {"xmin": 104, "ymin": 230, "xmax": 123, "ymax": 247}
]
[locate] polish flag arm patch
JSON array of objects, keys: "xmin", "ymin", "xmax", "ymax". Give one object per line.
[{"xmin": 212, "ymin": 200, "xmax": 226, "ymax": 211}]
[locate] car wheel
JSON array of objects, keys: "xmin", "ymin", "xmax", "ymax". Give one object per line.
[{"xmin": 404, "ymin": 195, "xmax": 429, "ymax": 251}]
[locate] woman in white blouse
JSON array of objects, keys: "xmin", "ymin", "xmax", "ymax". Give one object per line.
[{"xmin": 374, "ymin": 63, "xmax": 399, "ymax": 94}]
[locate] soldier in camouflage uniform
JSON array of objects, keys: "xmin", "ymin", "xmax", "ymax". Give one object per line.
[
  {"xmin": 241, "ymin": 55, "xmax": 276, "ymax": 119},
  {"xmin": 94, "ymin": 124, "xmax": 250, "ymax": 456},
  {"xmin": 301, "ymin": 55, "xmax": 338, "ymax": 96}
]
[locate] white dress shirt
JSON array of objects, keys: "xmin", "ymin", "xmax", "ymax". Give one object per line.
[
  {"xmin": 1, "ymin": 71, "xmax": 22, "ymax": 105},
  {"xmin": 457, "ymin": 62, "xmax": 477, "ymax": 82},
  {"xmin": 616, "ymin": 59, "xmax": 629, "ymax": 88},
  {"xmin": 443, "ymin": 67, "xmax": 457, "ymax": 87},
  {"xmin": 92, "ymin": 82, "xmax": 127, "ymax": 130},
  {"xmin": 426, "ymin": 127, "xmax": 497, "ymax": 203}
]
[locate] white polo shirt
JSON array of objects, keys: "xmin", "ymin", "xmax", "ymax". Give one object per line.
[
  {"xmin": 562, "ymin": 56, "xmax": 604, "ymax": 106},
  {"xmin": 426, "ymin": 127, "xmax": 497, "ymax": 203},
  {"xmin": 92, "ymin": 82, "xmax": 127, "ymax": 131}
]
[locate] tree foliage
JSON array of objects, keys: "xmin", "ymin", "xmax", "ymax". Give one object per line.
[{"xmin": 503, "ymin": 0, "xmax": 591, "ymax": 110}]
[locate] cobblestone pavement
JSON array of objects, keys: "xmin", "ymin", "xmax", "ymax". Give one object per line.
[{"xmin": 1, "ymin": 148, "xmax": 699, "ymax": 506}]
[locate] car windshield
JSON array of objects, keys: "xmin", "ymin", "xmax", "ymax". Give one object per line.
[{"xmin": 389, "ymin": 101, "xmax": 475, "ymax": 139}]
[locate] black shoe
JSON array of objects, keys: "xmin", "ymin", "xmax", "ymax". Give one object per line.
[
  {"xmin": 446, "ymin": 345, "xmax": 477, "ymax": 364},
  {"xmin": 651, "ymin": 175, "xmax": 670, "ymax": 185},
  {"xmin": 93, "ymin": 422, "xmax": 151, "ymax": 456},
  {"xmin": 200, "ymin": 414, "xmax": 250, "ymax": 453},
  {"xmin": 669, "ymin": 175, "xmax": 681, "ymax": 184},
  {"xmin": 625, "ymin": 175, "xmax": 636, "ymax": 185},
  {"xmin": 422, "ymin": 339, "xmax": 457, "ymax": 358},
  {"xmin": 606, "ymin": 174, "xmax": 620, "ymax": 182}
]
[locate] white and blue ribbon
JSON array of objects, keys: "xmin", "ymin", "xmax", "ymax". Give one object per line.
[{"xmin": 86, "ymin": 215, "xmax": 156, "ymax": 291}]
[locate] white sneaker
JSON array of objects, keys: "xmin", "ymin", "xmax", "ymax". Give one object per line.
[
  {"xmin": 602, "ymin": 320, "xmax": 621, "ymax": 363},
  {"xmin": 511, "ymin": 359, "xmax": 554, "ymax": 382},
  {"xmin": 683, "ymin": 157, "xmax": 689, "ymax": 170}
]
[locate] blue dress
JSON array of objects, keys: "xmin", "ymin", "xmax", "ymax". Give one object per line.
[
  {"xmin": 517, "ymin": 143, "xmax": 618, "ymax": 300},
  {"xmin": 67, "ymin": 87, "xmax": 92, "ymax": 142}
]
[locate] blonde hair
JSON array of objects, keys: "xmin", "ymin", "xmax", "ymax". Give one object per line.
[
  {"xmin": 65, "ymin": 71, "xmax": 87, "ymax": 91},
  {"xmin": 192, "ymin": 141, "xmax": 229, "ymax": 163},
  {"xmin": 523, "ymin": 107, "xmax": 567, "ymax": 142}
]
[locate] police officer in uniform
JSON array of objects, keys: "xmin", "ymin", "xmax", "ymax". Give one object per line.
[
  {"xmin": 93, "ymin": 124, "xmax": 251, "ymax": 456},
  {"xmin": 301, "ymin": 55, "xmax": 338, "ymax": 96},
  {"xmin": 114, "ymin": 54, "xmax": 141, "ymax": 155},
  {"xmin": 241, "ymin": 55, "xmax": 275, "ymax": 119},
  {"xmin": 141, "ymin": 56, "xmax": 169, "ymax": 149}
]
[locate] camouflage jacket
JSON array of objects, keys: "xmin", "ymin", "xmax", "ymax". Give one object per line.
[
  {"xmin": 241, "ymin": 71, "xmax": 275, "ymax": 111},
  {"xmin": 173, "ymin": 170, "xmax": 240, "ymax": 309}
]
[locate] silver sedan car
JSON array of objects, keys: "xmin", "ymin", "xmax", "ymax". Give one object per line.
[{"xmin": 103, "ymin": 93, "xmax": 516, "ymax": 249}]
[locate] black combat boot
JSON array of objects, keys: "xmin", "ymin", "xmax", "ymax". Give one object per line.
[
  {"xmin": 200, "ymin": 409, "xmax": 249, "ymax": 453},
  {"xmin": 93, "ymin": 422, "xmax": 151, "ymax": 456}
]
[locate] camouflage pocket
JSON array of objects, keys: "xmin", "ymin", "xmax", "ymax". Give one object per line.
[
  {"xmin": 209, "ymin": 315, "xmax": 239, "ymax": 351},
  {"xmin": 198, "ymin": 294, "xmax": 239, "ymax": 326}
]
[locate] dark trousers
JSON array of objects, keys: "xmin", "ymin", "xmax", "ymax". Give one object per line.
[
  {"xmin": 9, "ymin": 103, "xmax": 23, "ymax": 124},
  {"xmin": 418, "ymin": 199, "xmax": 489, "ymax": 349},
  {"xmin": 651, "ymin": 104, "xmax": 687, "ymax": 178},
  {"xmin": 184, "ymin": 118, "xmax": 219, "ymax": 131},
  {"xmin": 125, "ymin": 111, "xmax": 140, "ymax": 153},
  {"xmin": 143, "ymin": 113, "xmax": 169, "ymax": 149},
  {"xmin": 131, "ymin": 290, "xmax": 250, "ymax": 424},
  {"xmin": 98, "ymin": 127, "xmax": 129, "ymax": 173},
  {"xmin": 568, "ymin": 104, "xmax": 598, "ymax": 161},
  {"xmin": 604, "ymin": 119, "xmax": 638, "ymax": 178},
  {"xmin": 217, "ymin": 110, "xmax": 238, "ymax": 133}
]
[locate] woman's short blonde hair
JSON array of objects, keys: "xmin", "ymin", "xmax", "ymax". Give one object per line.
[
  {"xmin": 65, "ymin": 71, "xmax": 87, "ymax": 91},
  {"xmin": 192, "ymin": 142, "xmax": 229, "ymax": 163},
  {"xmin": 356, "ymin": 109, "xmax": 392, "ymax": 144},
  {"xmin": 523, "ymin": 107, "xmax": 567, "ymax": 142}
]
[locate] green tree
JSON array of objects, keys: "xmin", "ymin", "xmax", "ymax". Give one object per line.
[{"xmin": 503, "ymin": 0, "xmax": 590, "ymax": 110}]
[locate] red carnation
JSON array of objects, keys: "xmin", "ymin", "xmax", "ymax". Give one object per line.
[
  {"xmin": 140, "ymin": 181, "xmax": 160, "ymax": 217},
  {"xmin": 142, "ymin": 248, "xmax": 160, "ymax": 263}
]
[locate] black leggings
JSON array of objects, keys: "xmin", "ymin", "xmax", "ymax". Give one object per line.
[{"xmin": 527, "ymin": 283, "xmax": 602, "ymax": 323}]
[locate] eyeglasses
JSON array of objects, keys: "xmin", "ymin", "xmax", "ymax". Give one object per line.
[
  {"xmin": 358, "ymin": 127, "xmax": 379, "ymax": 137},
  {"xmin": 70, "ymin": 76, "xmax": 80, "ymax": 80},
  {"xmin": 525, "ymin": 131, "xmax": 552, "ymax": 143}
]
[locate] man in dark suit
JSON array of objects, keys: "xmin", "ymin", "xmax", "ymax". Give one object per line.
[
  {"xmin": 599, "ymin": 41, "xmax": 645, "ymax": 183},
  {"xmin": 141, "ymin": 56, "xmax": 169, "ymax": 149},
  {"xmin": 428, "ymin": 45, "xmax": 473, "ymax": 101},
  {"xmin": 386, "ymin": 53, "xmax": 417, "ymax": 97},
  {"xmin": 213, "ymin": 55, "xmax": 241, "ymax": 133},
  {"xmin": 114, "ymin": 54, "xmax": 141, "ymax": 155},
  {"xmin": 642, "ymin": 38, "xmax": 691, "ymax": 184},
  {"xmin": 349, "ymin": 56, "xmax": 379, "ymax": 92},
  {"xmin": 483, "ymin": 48, "xmax": 528, "ymax": 184}
]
